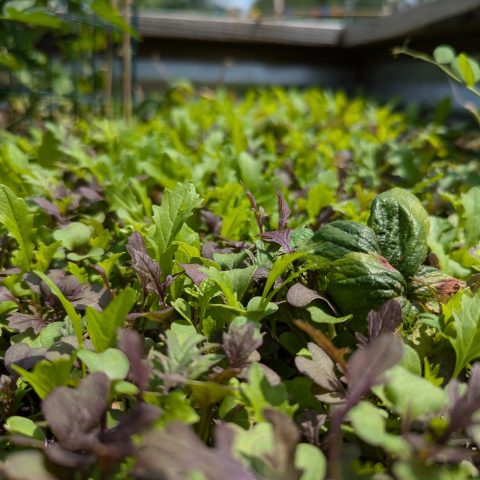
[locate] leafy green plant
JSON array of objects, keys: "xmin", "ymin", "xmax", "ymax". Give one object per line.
[
  {"xmin": 305, "ymin": 187, "xmax": 464, "ymax": 319},
  {"xmin": 394, "ymin": 45, "xmax": 480, "ymax": 123},
  {"xmin": 0, "ymin": 87, "xmax": 479, "ymax": 480}
]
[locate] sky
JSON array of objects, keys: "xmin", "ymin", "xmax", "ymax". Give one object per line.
[{"xmin": 211, "ymin": 0, "xmax": 256, "ymax": 10}]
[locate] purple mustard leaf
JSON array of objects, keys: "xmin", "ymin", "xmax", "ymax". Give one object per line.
[
  {"xmin": 252, "ymin": 266, "xmax": 271, "ymax": 282},
  {"xmin": 222, "ymin": 322, "xmax": 263, "ymax": 370},
  {"xmin": 286, "ymin": 283, "xmax": 332, "ymax": 309},
  {"xmin": 276, "ymin": 189, "xmax": 290, "ymax": 231},
  {"xmin": 26, "ymin": 271, "xmax": 106, "ymax": 312},
  {"xmin": 442, "ymin": 363, "xmax": 480, "ymax": 441},
  {"xmin": 134, "ymin": 421, "xmax": 257, "ymax": 480},
  {"xmin": 367, "ymin": 299, "xmax": 403, "ymax": 338},
  {"xmin": 4, "ymin": 343, "xmax": 48, "ymax": 374},
  {"xmin": 260, "ymin": 229, "xmax": 293, "ymax": 253},
  {"xmin": 201, "ymin": 240, "xmax": 232, "ymax": 260},
  {"xmin": 42, "ymin": 372, "xmax": 110, "ymax": 452},
  {"xmin": 200, "ymin": 209, "xmax": 222, "ymax": 235},
  {"xmin": 76, "ymin": 185, "xmax": 103, "ymax": 203},
  {"xmin": 118, "ymin": 329, "xmax": 150, "ymax": 392},
  {"xmin": 0, "ymin": 286, "xmax": 17, "ymax": 303},
  {"xmin": 327, "ymin": 335, "xmax": 403, "ymax": 478},
  {"xmin": 126, "ymin": 232, "xmax": 168, "ymax": 301},
  {"xmin": 263, "ymin": 409, "xmax": 302, "ymax": 480},
  {"xmin": 244, "ymin": 188, "xmax": 266, "ymax": 234},
  {"xmin": 299, "ymin": 411, "xmax": 327, "ymax": 447},
  {"xmin": 100, "ymin": 403, "xmax": 160, "ymax": 446},
  {"xmin": 356, "ymin": 299, "xmax": 403, "ymax": 347},
  {"xmin": 8, "ymin": 310, "xmax": 47, "ymax": 334},
  {"xmin": 346, "ymin": 334, "xmax": 403, "ymax": 410},
  {"xmin": 295, "ymin": 342, "xmax": 346, "ymax": 404},
  {"xmin": 33, "ymin": 198, "xmax": 66, "ymax": 224},
  {"xmin": 44, "ymin": 443, "xmax": 96, "ymax": 469},
  {"xmin": 180, "ymin": 263, "xmax": 207, "ymax": 286}
]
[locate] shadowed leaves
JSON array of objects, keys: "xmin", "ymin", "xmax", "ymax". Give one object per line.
[{"xmin": 127, "ymin": 231, "xmax": 173, "ymax": 302}]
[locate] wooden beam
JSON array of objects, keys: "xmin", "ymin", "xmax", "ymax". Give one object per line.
[
  {"xmin": 342, "ymin": 0, "xmax": 480, "ymax": 47},
  {"xmin": 138, "ymin": 12, "xmax": 342, "ymax": 47},
  {"xmin": 137, "ymin": 0, "xmax": 480, "ymax": 49}
]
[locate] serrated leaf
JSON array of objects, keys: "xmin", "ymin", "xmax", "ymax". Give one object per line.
[
  {"xmin": 444, "ymin": 290, "xmax": 480, "ymax": 377},
  {"xmin": 240, "ymin": 363, "xmax": 297, "ymax": 422},
  {"xmin": 150, "ymin": 182, "xmax": 201, "ymax": 272},
  {"xmin": 34, "ymin": 241, "xmax": 61, "ymax": 272},
  {"xmin": 204, "ymin": 266, "xmax": 257, "ymax": 308},
  {"xmin": 461, "ymin": 187, "xmax": 480, "ymax": 247},
  {"xmin": 0, "ymin": 184, "xmax": 34, "ymax": 271}
]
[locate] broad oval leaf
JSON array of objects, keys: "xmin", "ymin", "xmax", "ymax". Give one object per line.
[
  {"xmin": 326, "ymin": 252, "xmax": 406, "ymax": 315},
  {"xmin": 433, "ymin": 45, "xmax": 456, "ymax": 65},
  {"xmin": 368, "ymin": 187, "xmax": 430, "ymax": 278},
  {"xmin": 77, "ymin": 348, "xmax": 130, "ymax": 381}
]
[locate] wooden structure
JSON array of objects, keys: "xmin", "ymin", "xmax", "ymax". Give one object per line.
[
  {"xmin": 138, "ymin": 0, "xmax": 480, "ymax": 48},
  {"xmin": 134, "ymin": 0, "xmax": 480, "ymax": 106}
]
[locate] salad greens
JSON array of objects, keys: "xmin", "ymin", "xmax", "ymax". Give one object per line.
[{"xmin": 0, "ymin": 86, "xmax": 480, "ymax": 479}]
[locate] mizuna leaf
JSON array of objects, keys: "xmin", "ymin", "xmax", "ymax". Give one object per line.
[
  {"xmin": 150, "ymin": 182, "xmax": 201, "ymax": 268},
  {"xmin": 461, "ymin": 186, "xmax": 480, "ymax": 247},
  {"xmin": 444, "ymin": 290, "xmax": 480, "ymax": 377},
  {"xmin": 262, "ymin": 252, "xmax": 305, "ymax": 300},
  {"xmin": 85, "ymin": 287, "xmax": 136, "ymax": 352},
  {"xmin": 0, "ymin": 184, "xmax": 34, "ymax": 271}
]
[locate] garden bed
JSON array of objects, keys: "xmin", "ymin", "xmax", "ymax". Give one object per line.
[{"xmin": 0, "ymin": 86, "xmax": 480, "ymax": 479}]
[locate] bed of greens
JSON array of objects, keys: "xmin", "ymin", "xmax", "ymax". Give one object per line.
[{"xmin": 0, "ymin": 85, "xmax": 479, "ymax": 480}]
